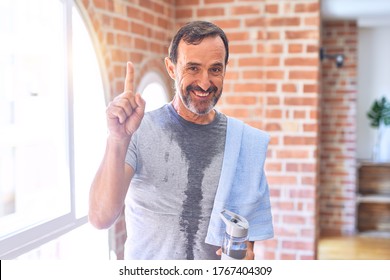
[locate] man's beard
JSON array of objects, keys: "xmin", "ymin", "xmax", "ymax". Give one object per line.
[{"xmin": 175, "ymin": 81, "xmax": 222, "ymax": 115}]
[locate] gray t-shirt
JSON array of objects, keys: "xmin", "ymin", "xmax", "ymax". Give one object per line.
[{"xmin": 124, "ymin": 104, "xmax": 227, "ymax": 260}]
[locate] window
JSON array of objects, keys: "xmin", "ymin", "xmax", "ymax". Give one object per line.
[
  {"xmin": 137, "ymin": 71, "xmax": 170, "ymax": 112},
  {"xmin": 0, "ymin": 0, "xmax": 108, "ymax": 258}
]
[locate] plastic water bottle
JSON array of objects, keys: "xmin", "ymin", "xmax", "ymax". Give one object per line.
[{"xmin": 220, "ymin": 209, "xmax": 249, "ymax": 260}]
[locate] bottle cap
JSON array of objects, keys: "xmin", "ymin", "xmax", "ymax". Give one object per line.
[{"xmin": 220, "ymin": 209, "xmax": 249, "ymax": 238}]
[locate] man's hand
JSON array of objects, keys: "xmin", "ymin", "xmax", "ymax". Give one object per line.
[{"xmin": 106, "ymin": 61, "xmax": 145, "ymax": 141}]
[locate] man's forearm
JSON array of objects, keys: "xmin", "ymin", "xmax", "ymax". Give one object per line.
[{"xmin": 89, "ymin": 136, "xmax": 132, "ymax": 229}]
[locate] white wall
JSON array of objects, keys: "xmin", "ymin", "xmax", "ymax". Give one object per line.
[{"xmin": 357, "ymin": 27, "xmax": 390, "ymax": 161}]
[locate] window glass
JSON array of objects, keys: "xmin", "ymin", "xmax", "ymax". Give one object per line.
[
  {"xmin": 0, "ymin": 0, "xmax": 70, "ymax": 237},
  {"xmin": 72, "ymin": 6, "xmax": 107, "ymax": 218},
  {"xmin": 0, "ymin": 0, "xmax": 108, "ymax": 258},
  {"xmin": 137, "ymin": 72, "xmax": 169, "ymax": 112}
]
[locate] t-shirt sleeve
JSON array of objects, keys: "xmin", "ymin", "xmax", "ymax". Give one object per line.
[{"xmin": 125, "ymin": 132, "xmax": 138, "ymax": 171}]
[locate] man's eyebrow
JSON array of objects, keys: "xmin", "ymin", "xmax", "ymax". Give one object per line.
[
  {"xmin": 185, "ymin": 62, "xmax": 224, "ymax": 68},
  {"xmin": 210, "ymin": 62, "xmax": 224, "ymax": 67},
  {"xmin": 185, "ymin": 62, "xmax": 201, "ymax": 67}
]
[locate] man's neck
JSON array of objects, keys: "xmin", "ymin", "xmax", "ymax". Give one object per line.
[{"xmin": 171, "ymin": 95, "xmax": 216, "ymax": 125}]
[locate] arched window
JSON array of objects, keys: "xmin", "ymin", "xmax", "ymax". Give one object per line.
[
  {"xmin": 0, "ymin": 0, "xmax": 108, "ymax": 258},
  {"xmin": 137, "ymin": 71, "xmax": 170, "ymax": 112}
]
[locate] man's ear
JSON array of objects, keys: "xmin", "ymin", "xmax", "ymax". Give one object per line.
[{"xmin": 164, "ymin": 57, "xmax": 176, "ymax": 80}]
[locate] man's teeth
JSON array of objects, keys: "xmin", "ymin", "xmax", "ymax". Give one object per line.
[{"xmin": 194, "ymin": 91, "xmax": 209, "ymax": 97}]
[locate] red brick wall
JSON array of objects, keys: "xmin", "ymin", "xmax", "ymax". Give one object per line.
[
  {"xmin": 77, "ymin": 0, "xmax": 322, "ymax": 260},
  {"xmin": 256, "ymin": 0, "xmax": 320, "ymax": 260},
  {"xmin": 78, "ymin": 0, "xmax": 174, "ymax": 99},
  {"xmin": 320, "ymin": 20, "xmax": 358, "ymax": 236}
]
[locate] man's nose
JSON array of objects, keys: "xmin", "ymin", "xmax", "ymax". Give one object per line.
[{"xmin": 197, "ymin": 70, "xmax": 212, "ymax": 91}]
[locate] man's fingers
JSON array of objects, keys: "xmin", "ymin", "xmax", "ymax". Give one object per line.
[
  {"xmin": 135, "ymin": 92, "xmax": 146, "ymax": 112},
  {"xmin": 114, "ymin": 97, "xmax": 133, "ymax": 118},
  {"xmin": 107, "ymin": 104, "xmax": 131, "ymax": 124},
  {"xmin": 124, "ymin": 61, "xmax": 134, "ymax": 93},
  {"xmin": 107, "ymin": 92, "xmax": 144, "ymax": 125}
]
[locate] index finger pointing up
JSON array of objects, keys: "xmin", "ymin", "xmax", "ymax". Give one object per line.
[{"xmin": 124, "ymin": 61, "xmax": 134, "ymax": 93}]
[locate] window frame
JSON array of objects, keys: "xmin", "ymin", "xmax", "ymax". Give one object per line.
[{"xmin": 0, "ymin": 0, "xmax": 106, "ymax": 259}]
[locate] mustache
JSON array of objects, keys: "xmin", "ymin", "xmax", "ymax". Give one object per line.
[{"xmin": 186, "ymin": 84, "xmax": 218, "ymax": 94}]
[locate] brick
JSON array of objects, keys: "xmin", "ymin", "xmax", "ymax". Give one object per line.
[
  {"xmin": 230, "ymin": 44, "xmax": 253, "ymax": 54},
  {"xmin": 131, "ymin": 21, "xmax": 147, "ymax": 35},
  {"xmin": 267, "ymin": 96, "xmax": 280, "ymax": 105},
  {"xmin": 266, "ymin": 17, "xmax": 300, "ymax": 27},
  {"xmin": 288, "ymin": 43, "xmax": 303, "ymax": 53},
  {"xmin": 265, "ymin": 4, "xmax": 278, "ymax": 14},
  {"xmin": 93, "ymin": 0, "xmax": 106, "ymax": 9},
  {"xmin": 285, "ymin": 97, "xmax": 317, "ymax": 106},
  {"xmin": 214, "ymin": 19, "xmax": 240, "ymax": 29},
  {"xmin": 225, "ymin": 95, "xmax": 257, "ymax": 105},
  {"xmin": 113, "ymin": 17, "xmax": 129, "ymax": 31},
  {"xmin": 233, "ymin": 83, "xmax": 264, "ymax": 92},
  {"xmin": 282, "ymin": 83, "xmax": 297, "ymax": 93},
  {"xmin": 266, "ymin": 31, "xmax": 280, "ymax": 40},
  {"xmin": 305, "ymin": 16, "xmax": 320, "ymax": 26},
  {"xmin": 266, "ymin": 44, "xmax": 283, "ymax": 53},
  {"xmin": 176, "ymin": 0, "xmax": 199, "ymax": 5},
  {"xmin": 289, "ymin": 70, "xmax": 318, "ymax": 80},
  {"xmin": 243, "ymin": 70, "xmax": 263, "ymax": 79},
  {"xmin": 267, "ymin": 176, "xmax": 297, "ymax": 185},
  {"xmin": 281, "ymin": 253, "xmax": 297, "ymax": 260},
  {"xmin": 293, "ymin": 110, "xmax": 306, "ymax": 119},
  {"xmin": 157, "ymin": 17, "xmax": 169, "ymax": 29},
  {"xmin": 295, "ymin": 3, "xmax": 319, "ymax": 13},
  {"xmin": 265, "ymin": 123, "xmax": 281, "ymax": 131},
  {"xmin": 176, "ymin": 8, "xmax": 193, "ymax": 19},
  {"xmin": 306, "ymin": 45, "xmax": 319, "ymax": 53},
  {"xmin": 238, "ymin": 57, "xmax": 264, "ymax": 67},
  {"xmin": 303, "ymin": 84, "xmax": 318, "ymax": 93},
  {"xmin": 290, "ymin": 188, "xmax": 315, "ymax": 199},
  {"xmin": 220, "ymin": 108, "xmax": 251, "ymax": 118},
  {"xmin": 205, "ymin": 0, "xmax": 233, "ymax": 3},
  {"xmin": 266, "ymin": 70, "xmax": 284, "ymax": 80},
  {"xmin": 286, "ymin": 30, "xmax": 319, "ymax": 40},
  {"xmin": 226, "ymin": 31, "xmax": 249, "ymax": 41},
  {"xmin": 265, "ymin": 57, "xmax": 280, "ymax": 66},
  {"xmin": 303, "ymin": 123, "xmax": 318, "ymax": 132},
  {"xmin": 276, "ymin": 149, "xmax": 310, "ymax": 159},
  {"xmin": 245, "ymin": 17, "xmax": 265, "ymax": 27},
  {"xmin": 266, "ymin": 83, "xmax": 277, "ymax": 92},
  {"xmin": 225, "ymin": 71, "xmax": 239, "ymax": 80},
  {"xmin": 282, "ymin": 240, "xmax": 315, "ymax": 251},
  {"xmin": 116, "ymin": 34, "xmax": 132, "ymax": 47},
  {"xmin": 266, "ymin": 109, "xmax": 282, "ymax": 118},
  {"xmin": 197, "ymin": 7, "xmax": 225, "ymax": 17},
  {"xmin": 285, "ymin": 57, "xmax": 318, "ymax": 67},
  {"xmin": 284, "ymin": 136, "xmax": 317, "ymax": 145},
  {"xmin": 231, "ymin": 5, "xmax": 261, "ymax": 15}
]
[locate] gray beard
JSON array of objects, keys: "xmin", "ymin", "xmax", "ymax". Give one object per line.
[{"xmin": 175, "ymin": 81, "xmax": 221, "ymax": 115}]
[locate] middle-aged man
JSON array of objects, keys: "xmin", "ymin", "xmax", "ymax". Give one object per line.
[{"xmin": 89, "ymin": 21, "xmax": 273, "ymax": 260}]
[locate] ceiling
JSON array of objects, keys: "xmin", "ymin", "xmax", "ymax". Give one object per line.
[{"xmin": 321, "ymin": 0, "xmax": 390, "ymax": 26}]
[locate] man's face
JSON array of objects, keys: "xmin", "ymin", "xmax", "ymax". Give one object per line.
[{"xmin": 167, "ymin": 36, "xmax": 226, "ymax": 116}]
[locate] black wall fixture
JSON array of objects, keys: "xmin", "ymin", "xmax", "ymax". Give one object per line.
[{"xmin": 320, "ymin": 47, "xmax": 345, "ymax": 68}]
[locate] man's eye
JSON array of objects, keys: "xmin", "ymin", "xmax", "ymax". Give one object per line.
[
  {"xmin": 187, "ymin": 66, "xmax": 199, "ymax": 72},
  {"xmin": 210, "ymin": 67, "xmax": 222, "ymax": 74}
]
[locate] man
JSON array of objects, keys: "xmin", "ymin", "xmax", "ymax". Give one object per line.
[{"xmin": 89, "ymin": 21, "xmax": 273, "ymax": 260}]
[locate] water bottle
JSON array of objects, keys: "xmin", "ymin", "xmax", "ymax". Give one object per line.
[{"xmin": 220, "ymin": 209, "xmax": 249, "ymax": 260}]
